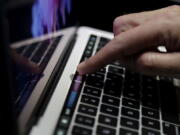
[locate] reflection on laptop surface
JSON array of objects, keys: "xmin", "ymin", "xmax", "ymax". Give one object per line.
[{"xmin": 3, "ymin": 0, "xmax": 180, "ymax": 135}]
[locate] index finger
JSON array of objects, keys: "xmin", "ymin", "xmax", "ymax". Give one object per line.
[{"xmin": 77, "ymin": 21, "xmax": 164, "ymax": 75}]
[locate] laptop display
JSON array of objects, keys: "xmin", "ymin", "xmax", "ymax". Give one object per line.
[{"xmin": 6, "ymin": 0, "xmax": 75, "ymax": 116}]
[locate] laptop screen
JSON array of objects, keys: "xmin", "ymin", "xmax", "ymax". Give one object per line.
[
  {"xmin": 5, "ymin": 0, "xmax": 76, "ymax": 116},
  {"xmin": 7, "ymin": 0, "xmax": 75, "ymax": 43}
]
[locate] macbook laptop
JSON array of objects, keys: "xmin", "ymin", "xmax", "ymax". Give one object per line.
[{"xmin": 1, "ymin": 0, "xmax": 180, "ymax": 135}]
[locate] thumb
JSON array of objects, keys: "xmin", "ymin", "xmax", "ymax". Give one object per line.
[{"xmin": 132, "ymin": 52, "xmax": 180, "ymax": 78}]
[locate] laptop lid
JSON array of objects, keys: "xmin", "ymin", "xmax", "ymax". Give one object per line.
[{"xmin": 2, "ymin": 0, "xmax": 76, "ymax": 134}]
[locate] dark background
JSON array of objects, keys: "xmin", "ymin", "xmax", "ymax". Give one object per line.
[
  {"xmin": 74, "ymin": 0, "xmax": 179, "ymax": 31},
  {"xmin": 6, "ymin": 0, "xmax": 180, "ymax": 42}
]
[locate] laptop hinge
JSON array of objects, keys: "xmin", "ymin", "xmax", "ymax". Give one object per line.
[{"xmin": 27, "ymin": 32, "xmax": 77, "ymax": 132}]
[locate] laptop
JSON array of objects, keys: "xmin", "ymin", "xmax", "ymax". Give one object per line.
[{"xmin": 1, "ymin": 0, "xmax": 180, "ymax": 135}]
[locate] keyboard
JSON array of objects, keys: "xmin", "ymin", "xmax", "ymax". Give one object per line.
[
  {"xmin": 14, "ymin": 36, "xmax": 62, "ymax": 114},
  {"xmin": 54, "ymin": 35, "xmax": 180, "ymax": 135}
]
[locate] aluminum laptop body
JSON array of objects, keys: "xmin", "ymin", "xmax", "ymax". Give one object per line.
[{"xmin": 2, "ymin": 0, "xmax": 180, "ymax": 135}]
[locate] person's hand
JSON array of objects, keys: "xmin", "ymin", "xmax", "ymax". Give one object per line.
[
  {"xmin": 77, "ymin": 5, "xmax": 180, "ymax": 78},
  {"xmin": 11, "ymin": 49, "xmax": 41, "ymax": 74}
]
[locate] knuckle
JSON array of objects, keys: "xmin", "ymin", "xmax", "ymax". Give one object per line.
[
  {"xmin": 169, "ymin": 5, "xmax": 180, "ymax": 10},
  {"xmin": 161, "ymin": 6, "xmax": 180, "ymax": 20},
  {"xmin": 113, "ymin": 15, "xmax": 127, "ymax": 28},
  {"xmin": 155, "ymin": 19, "xmax": 173, "ymax": 43},
  {"xmin": 163, "ymin": 5, "xmax": 180, "ymax": 19},
  {"xmin": 159, "ymin": 20, "xmax": 172, "ymax": 32},
  {"xmin": 113, "ymin": 17, "xmax": 121, "ymax": 28}
]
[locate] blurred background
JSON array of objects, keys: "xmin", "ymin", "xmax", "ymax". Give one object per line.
[
  {"xmin": 6, "ymin": 0, "xmax": 180, "ymax": 42},
  {"xmin": 74, "ymin": 0, "xmax": 180, "ymax": 31}
]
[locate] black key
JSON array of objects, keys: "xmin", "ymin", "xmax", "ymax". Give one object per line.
[
  {"xmin": 104, "ymin": 79, "xmax": 122, "ymax": 89},
  {"xmin": 84, "ymin": 49, "xmax": 93, "ymax": 57},
  {"xmin": 163, "ymin": 122, "xmax": 176, "ymax": 135},
  {"xmin": 111, "ymin": 61, "xmax": 122, "ymax": 67},
  {"xmin": 141, "ymin": 77, "xmax": 158, "ymax": 92},
  {"xmin": 96, "ymin": 46, "xmax": 103, "ymax": 52},
  {"xmin": 88, "ymin": 36, "xmax": 96, "ymax": 46},
  {"xmin": 86, "ymin": 76, "xmax": 104, "ymax": 89},
  {"xmin": 142, "ymin": 75, "xmax": 157, "ymax": 86},
  {"xmin": 55, "ymin": 128, "xmax": 66, "ymax": 135},
  {"xmin": 97, "ymin": 68, "xmax": 106, "ymax": 74},
  {"xmin": 142, "ymin": 117, "xmax": 160, "ymax": 130},
  {"xmin": 98, "ymin": 114, "xmax": 117, "ymax": 127},
  {"xmin": 124, "ymin": 81, "xmax": 141, "ymax": 101},
  {"xmin": 104, "ymin": 79, "xmax": 121, "ymax": 97},
  {"xmin": 107, "ymin": 72, "xmax": 123, "ymax": 81},
  {"xmin": 87, "ymin": 45, "xmax": 94, "ymax": 51},
  {"xmin": 89, "ymin": 35, "xmax": 97, "ymax": 42},
  {"xmin": 78, "ymin": 104, "xmax": 97, "ymax": 116},
  {"xmin": 102, "ymin": 95, "xmax": 120, "ymax": 107},
  {"xmin": 142, "ymin": 128, "xmax": 160, "ymax": 135},
  {"xmin": 23, "ymin": 42, "xmax": 39, "ymax": 58},
  {"xmin": 81, "ymin": 95, "xmax": 99, "ymax": 106},
  {"xmin": 108, "ymin": 66, "xmax": 124, "ymax": 75},
  {"xmin": 120, "ymin": 117, "xmax": 139, "ymax": 130},
  {"xmin": 83, "ymin": 35, "xmax": 96, "ymax": 58},
  {"xmin": 123, "ymin": 88, "xmax": 140, "ymax": 100},
  {"xmin": 125, "ymin": 70, "xmax": 140, "ymax": 82},
  {"xmin": 100, "ymin": 104, "xmax": 119, "ymax": 116},
  {"xmin": 122, "ymin": 98, "xmax": 140, "ymax": 110},
  {"xmin": 120, "ymin": 128, "xmax": 138, "ymax": 135},
  {"xmin": 100, "ymin": 36, "xmax": 110, "ymax": 43},
  {"xmin": 98, "ymin": 37, "xmax": 110, "ymax": 48},
  {"xmin": 83, "ymin": 86, "xmax": 101, "ymax": 97},
  {"xmin": 75, "ymin": 114, "xmax": 95, "ymax": 127},
  {"xmin": 141, "ymin": 97, "xmax": 159, "ymax": 110},
  {"xmin": 141, "ymin": 88, "xmax": 159, "ymax": 103},
  {"xmin": 141, "ymin": 82, "xmax": 159, "ymax": 105},
  {"xmin": 121, "ymin": 107, "xmax": 139, "ymax": 120},
  {"xmin": 96, "ymin": 125, "xmax": 116, "ymax": 135},
  {"xmin": 81, "ymin": 56, "xmax": 89, "ymax": 62},
  {"xmin": 142, "ymin": 107, "xmax": 159, "ymax": 119},
  {"xmin": 72, "ymin": 126, "xmax": 92, "ymax": 135},
  {"xmin": 86, "ymin": 41, "xmax": 95, "ymax": 49},
  {"xmin": 87, "ymin": 73, "xmax": 105, "ymax": 82},
  {"xmin": 59, "ymin": 116, "xmax": 70, "ymax": 128},
  {"xmin": 104, "ymin": 88, "xmax": 121, "ymax": 98},
  {"xmin": 124, "ymin": 81, "xmax": 140, "ymax": 91}
]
